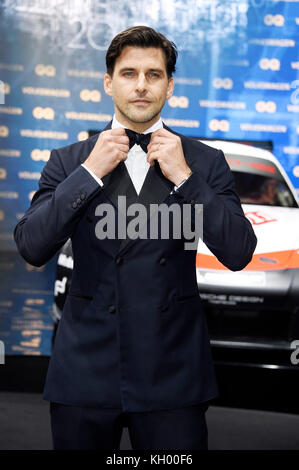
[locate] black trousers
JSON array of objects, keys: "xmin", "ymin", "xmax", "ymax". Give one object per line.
[{"xmin": 50, "ymin": 401, "xmax": 209, "ymax": 450}]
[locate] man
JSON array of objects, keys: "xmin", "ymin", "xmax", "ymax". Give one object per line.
[{"xmin": 14, "ymin": 26, "xmax": 257, "ymax": 450}]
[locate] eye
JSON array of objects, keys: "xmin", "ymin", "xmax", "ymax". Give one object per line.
[{"xmin": 149, "ymin": 72, "xmax": 160, "ymax": 78}]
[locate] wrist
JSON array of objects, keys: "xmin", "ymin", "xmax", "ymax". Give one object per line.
[
  {"xmin": 83, "ymin": 159, "xmax": 105, "ymax": 180},
  {"xmin": 174, "ymin": 168, "xmax": 192, "ymax": 187}
]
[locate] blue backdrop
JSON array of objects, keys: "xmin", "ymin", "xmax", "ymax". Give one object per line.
[{"xmin": 0, "ymin": 0, "xmax": 298, "ymax": 355}]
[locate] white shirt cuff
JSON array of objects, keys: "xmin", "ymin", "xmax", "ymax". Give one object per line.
[
  {"xmin": 81, "ymin": 164, "xmax": 104, "ymax": 187},
  {"xmin": 172, "ymin": 174, "xmax": 191, "ymax": 193},
  {"xmin": 174, "ymin": 180, "xmax": 186, "ymax": 191}
]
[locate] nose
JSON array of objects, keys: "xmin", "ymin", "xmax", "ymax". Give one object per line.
[{"xmin": 135, "ymin": 73, "xmax": 147, "ymax": 93}]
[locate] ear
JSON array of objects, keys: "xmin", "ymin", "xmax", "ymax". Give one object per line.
[
  {"xmin": 166, "ymin": 77, "xmax": 174, "ymax": 100},
  {"xmin": 104, "ymin": 73, "xmax": 113, "ymax": 97}
]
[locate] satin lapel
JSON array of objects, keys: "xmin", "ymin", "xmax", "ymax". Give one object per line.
[
  {"xmin": 102, "ymin": 161, "xmax": 138, "ymax": 213},
  {"xmin": 117, "ymin": 159, "xmax": 175, "ymax": 254},
  {"xmin": 138, "ymin": 160, "xmax": 174, "ymax": 210}
]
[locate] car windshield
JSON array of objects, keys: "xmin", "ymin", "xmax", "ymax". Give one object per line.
[
  {"xmin": 225, "ymin": 154, "xmax": 298, "ymax": 208},
  {"xmin": 232, "ymin": 173, "xmax": 297, "ymax": 207}
]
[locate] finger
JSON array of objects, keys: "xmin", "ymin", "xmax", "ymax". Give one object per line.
[
  {"xmin": 117, "ymin": 144, "xmax": 130, "ymax": 154},
  {"xmin": 109, "ymin": 127, "xmax": 127, "ymax": 136},
  {"xmin": 111, "ymin": 135, "xmax": 130, "ymax": 145},
  {"xmin": 151, "ymin": 128, "xmax": 167, "ymax": 137},
  {"xmin": 149, "ymin": 134, "xmax": 172, "ymax": 146},
  {"xmin": 101, "ymin": 128, "xmax": 125, "ymax": 140},
  {"xmin": 118, "ymin": 151, "xmax": 128, "ymax": 161},
  {"xmin": 151, "ymin": 128, "xmax": 172, "ymax": 139},
  {"xmin": 147, "ymin": 151, "xmax": 159, "ymax": 166},
  {"xmin": 147, "ymin": 142, "xmax": 162, "ymax": 153}
]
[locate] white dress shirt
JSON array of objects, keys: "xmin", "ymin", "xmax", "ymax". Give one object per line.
[{"xmin": 81, "ymin": 116, "xmax": 190, "ymax": 194}]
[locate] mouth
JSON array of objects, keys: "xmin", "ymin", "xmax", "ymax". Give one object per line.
[{"xmin": 131, "ymin": 99, "xmax": 151, "ymax": 105}]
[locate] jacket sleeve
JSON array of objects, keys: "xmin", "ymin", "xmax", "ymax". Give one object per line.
[
  {"xmin": 174, "ymin": 149, "xmax": 257, "ymax": 271},
  {"xmin": 14, "ymin": 147, "xmax": 102, "ymax": 267}
]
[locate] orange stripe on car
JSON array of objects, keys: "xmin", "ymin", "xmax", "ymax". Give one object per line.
[{"xmin": 196, "ymin": 249, "xmax": 299, "ymax": 271}]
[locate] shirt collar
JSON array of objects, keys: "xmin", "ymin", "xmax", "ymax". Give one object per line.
[{"xmin": 112, "ymin": 115, "xmax": 163, "ymax": 134}]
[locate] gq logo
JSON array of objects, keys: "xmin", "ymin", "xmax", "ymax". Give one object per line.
[
  {"xmin": 259, "ymin": 58, "xmax": 280, "ymax": 71},
  {"xmin": 31, "ymin": 149, "xmax": 51, "ymax": 162},
  {"xmin": 32, "ymin": 107, "xmax": 55, "ymax": 120},
  {"xmin": 0, "ymin": 126, "xmax": 9, "ymax": 137},
  {"xmin": 255, "ymin": 101, "xmax": 277, "ymax": 113},
  {"xmin": 213, "ymin": 78, "xmax": 233, "ymax": 90},
  {"xmin": 35, "ymin": 64, "xmax": 56, "ymax": 76},
  {"xmin": 264, "ymin": 14, "xmax": 285, "ymax": 27},
  {"xmin": 78, "ymin": 131, "xmax": 89, "ymax": 141},
  {"xmin": 4, "ymin": 83, "xmax": 10, "ymax": 94},
  {"xmin": 209, "ymin": 119, "xmax": 230, "ymax": 132},
  {"xmin": 0, "ymin": 168, "xmax": 7, "ymax": 179},
  {"xmin": 293, "ymin": 166, "xmax": 299, "ymax": 178},
  {"xmin": 80, "ymin": 89, "xmax": 101, "ymax": 102},
  {"xmin": 168, "ymin": 96, "xmax": 189, "ymax": 108}
]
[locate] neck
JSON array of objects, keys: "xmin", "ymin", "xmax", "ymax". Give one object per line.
[{"xmin": 114, "ymin": 110, "xmax": 160, "ymax": 133}]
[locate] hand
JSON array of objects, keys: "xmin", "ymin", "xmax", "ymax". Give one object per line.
[
  {"xmin": 147, "ymin": 129, "xmax": 191, "ymax": 186},
  {"xmin": 83, "ymin": 128, "xmax": 129, "ymax": 179}
]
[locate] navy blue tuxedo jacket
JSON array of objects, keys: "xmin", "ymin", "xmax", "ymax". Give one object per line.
[{"xmin": 14, "ymin": 122, "xmax": 257, "ymax": 412}]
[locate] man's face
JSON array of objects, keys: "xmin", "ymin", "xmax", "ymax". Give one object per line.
[{"xmin": 104, "ymin": 46, "xmax": 174, "ymax": 131}]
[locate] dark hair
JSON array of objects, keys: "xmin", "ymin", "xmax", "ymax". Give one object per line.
[{"xmin": 106, "ymin": 26, "xmax": 178, "ymax": 78}]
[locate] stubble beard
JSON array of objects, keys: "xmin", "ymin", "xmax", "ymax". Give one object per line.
[{"xmin": 115, "ymin": 101, "xmax": 164, "ymax": 125}]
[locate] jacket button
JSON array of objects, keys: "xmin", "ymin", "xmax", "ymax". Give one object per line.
[
  {"xmin": 76, "ymin": 197, "xmax": 82, "ymax": 204},
  {"xmin": 190, "ymin": 199, "xmax": 196, "ymax": 204},
  {"xmin": 80, "ymin": 193, "xmax": 86, "ymax": 200},
  {"xmin": 72, "ymin": 202, "xmax": 77, "ymax": 209},
  {"xmin": 115, "ymin": 256, "xmax": 123, "ymax": 265},
  {"xmin": 159, "ymin": 257, "xmax": 166, "ymax": 265},
  {"xmin": 108, "ymin": 305, "xmax": 116, "ymax": 314}
]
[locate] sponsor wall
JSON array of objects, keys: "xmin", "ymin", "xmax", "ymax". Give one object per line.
[{"xmin": 0, "ymin": 0, "xmax": 298, "ymax": 355}]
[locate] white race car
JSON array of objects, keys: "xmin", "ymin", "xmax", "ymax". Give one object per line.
[
  {"xmin": 53, "ymin": 139, "xmax": 299, "ymax": 360},
  {"xmin": 196, "ymin": 140, "xmax": 299, "ymax": 357}
]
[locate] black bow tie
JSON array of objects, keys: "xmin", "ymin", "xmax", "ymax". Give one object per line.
[{"xmin": 125, "ymin": 129, "xmax": 152, "ymax": 153}]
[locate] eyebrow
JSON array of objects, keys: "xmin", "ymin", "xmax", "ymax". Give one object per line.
[{"xmin": 118, "ymin": 67, "xmax": 165, "ymax": 74}]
